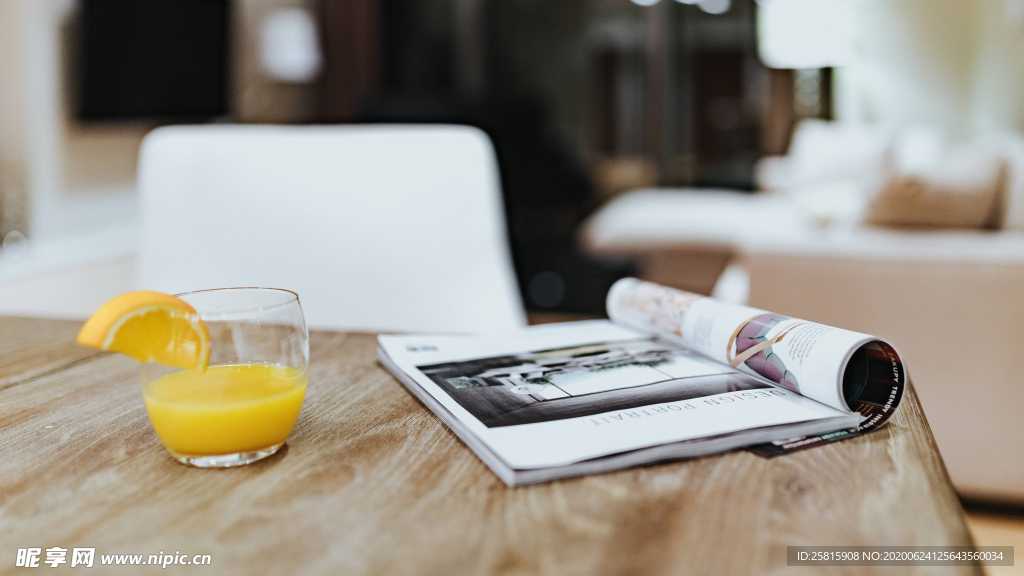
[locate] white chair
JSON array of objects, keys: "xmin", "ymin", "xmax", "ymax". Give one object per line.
[{"xmin": 136, "ymin": 124, "xmax": 526, "ymax": 333}]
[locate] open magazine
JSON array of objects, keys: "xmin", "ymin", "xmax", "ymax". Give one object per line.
[{"xmin": 378, "ymin": 278, "xmax": 906, "ymax": 486}]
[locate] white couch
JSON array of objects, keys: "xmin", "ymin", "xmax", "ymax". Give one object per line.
[{"xmin": 581, "ymin": 123, "xmax": 1024, "ymax": 502}]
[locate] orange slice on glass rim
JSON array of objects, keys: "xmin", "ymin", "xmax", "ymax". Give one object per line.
[{"xmin": 77, "ymin": 291, "xmax": 210, "ymax": 371}]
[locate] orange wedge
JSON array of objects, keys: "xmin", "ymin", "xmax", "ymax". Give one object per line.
[{"xmin": 77, "ymin": 291, "xmax": 210, "ymax": 371}]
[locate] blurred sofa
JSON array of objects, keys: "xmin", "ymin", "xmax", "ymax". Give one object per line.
[{"xmin": 581, "ymin": 120, "xmax": 1024, "ymax": 502}]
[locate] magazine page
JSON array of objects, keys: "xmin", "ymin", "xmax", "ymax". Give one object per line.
[
  {"xmin": 606, "ymin": 278, "xmax": 906, "ymax": 454},
  {"xmin": 378, "ymin": 321, "xmax": 858, "ymax": 474}
]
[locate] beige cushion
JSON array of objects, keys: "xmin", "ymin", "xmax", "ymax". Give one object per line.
[{"xmin": 865, "ymin": 129, "xmax": 1003, "ymax": 229}]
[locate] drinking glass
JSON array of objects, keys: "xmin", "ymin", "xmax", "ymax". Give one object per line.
[{"xmin": 140, "ymin": 288, "xmax": 309, "ymax": 467}]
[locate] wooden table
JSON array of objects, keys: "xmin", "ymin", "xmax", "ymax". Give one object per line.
[{"xmin": 0, "ymin": 316, "xmax": 980, "ymax": 575}]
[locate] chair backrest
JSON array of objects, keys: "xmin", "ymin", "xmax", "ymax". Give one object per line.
[{"xmin": 136, "ymin": 124, "xmax": 526, "ymax": 333}]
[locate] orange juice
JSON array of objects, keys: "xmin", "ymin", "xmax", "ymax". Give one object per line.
[{"xmin": 143, "ymin": 363, "xmax": 307, "ymax": 456}]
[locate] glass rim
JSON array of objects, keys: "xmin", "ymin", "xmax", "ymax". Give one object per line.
[{"xmin": 174, "ymin": 287, "xmax": 301, "ymax": 318}]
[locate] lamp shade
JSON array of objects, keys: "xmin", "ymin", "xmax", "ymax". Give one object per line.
[
  {"xmin": 260, "ymin": 8, "xmax": 323, "ymax": 83},
  {"xmin": 757, "ymin": 0, "xmax": 854, "ymax": 69}
]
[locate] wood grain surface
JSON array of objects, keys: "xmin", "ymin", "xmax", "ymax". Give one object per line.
[
  {"xmin": 0, "ymin": 316, "xmax": 980, "ymax": 575},
  {"xmin": 0, "ymin": 317, "xmax": 97, "ymax": 392}
]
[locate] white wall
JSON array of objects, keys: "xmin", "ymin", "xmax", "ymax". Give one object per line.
[
  {"xmin": 968, "ymin": 0, "xmax": 1024, "ymax": 131},
  {"xmin": 0, "ymin": 0, "xmax": 30, "ymax": 237},
  {"xmin": 837, "ymin": 0, "xmax": 1024, "ymax": 134},
  {"xmin": 0, "ymin": 0, "xmax": 144, "ymax": 243},
  {"xmin": 0, "ymin": 1, "xmax": 27, "ymax": 167},
  {"xmin": 0, "ymin": 0, "xmax": 319, "ymax": 245}
]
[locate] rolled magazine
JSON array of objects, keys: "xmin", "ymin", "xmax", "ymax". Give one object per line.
[{"xmin": 607, "ymin": 278, "xmax": 906, "ymax": 455}]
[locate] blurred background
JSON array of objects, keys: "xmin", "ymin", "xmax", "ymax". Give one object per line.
[
  {"xmin": 0, "ymin": 0, "xmax": 831, "ymax": 315},
  {"xmin": 2, "ymin": 0, "xmax": 1024, "ymax": 560}
]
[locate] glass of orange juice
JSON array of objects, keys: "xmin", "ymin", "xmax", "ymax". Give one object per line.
[{"xmin": 140, "ymin": 288, "xmax": 309, "ymax": 467}]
